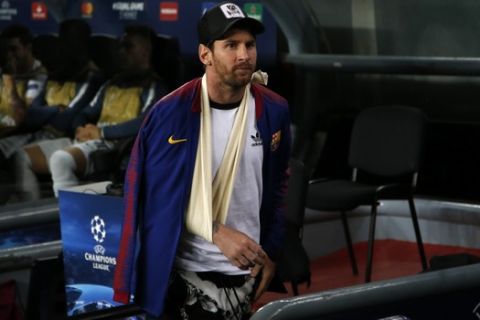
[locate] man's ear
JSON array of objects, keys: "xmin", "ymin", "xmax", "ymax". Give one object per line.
[{"xmin": 198, "ymin": 44, "xmax": 211, "ymax": 66}]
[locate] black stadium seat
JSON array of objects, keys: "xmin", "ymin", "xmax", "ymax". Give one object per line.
[
  {"xmin": 32, "ymin": 34, "xmax": 60, "ymax": 74},
  {"xmin": 89, "ymin": 34, "xmax": 120, "ymax": 79},
  {"xmin": 307, "ymin": 106, "xmax": 428, "ymax": 282},
  {"xmin": 153, "ymin": 34, "xmax": 184, "ymax": 91},
  {"xmin": 89, "ymin": 33, "xmax": 184, "ymax": 88}
]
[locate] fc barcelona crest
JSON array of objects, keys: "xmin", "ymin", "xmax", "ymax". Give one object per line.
[{"xmin": 271, "ymin": 130, "xmax": 281, "ymax": 151}]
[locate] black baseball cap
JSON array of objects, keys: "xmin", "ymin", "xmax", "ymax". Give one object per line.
[{"xmin": 198, "ymin": 2, "xmax": 265, "ymax": 45}]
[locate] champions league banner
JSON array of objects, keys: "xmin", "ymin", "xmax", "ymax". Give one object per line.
[
  {"xmin": 58, "ymin": 190, "xmax": 136, "ymax": 317},
  {"xmin": 0, "ymin": 1, "xmax": 58, "ymax": 34},
  {"xmin": 0, "ymin": 0, "xmax": 277, "ymax": 63},
  {"xmin": 69, "ymin": 0, "xmax": 277, "ymax": 59}
]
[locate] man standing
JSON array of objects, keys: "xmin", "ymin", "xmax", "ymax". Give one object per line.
[{"xmin": 114, "ymin": 3, "xmax": 291, "ymax": 319}]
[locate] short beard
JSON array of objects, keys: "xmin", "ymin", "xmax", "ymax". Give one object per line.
[
  {"xmin": 224, "ymin": 76, "xmax": 251, "ymax": 89},
  {"xmin": 223, "ymin": 67, "xmax": 253, "ymax": 89}
]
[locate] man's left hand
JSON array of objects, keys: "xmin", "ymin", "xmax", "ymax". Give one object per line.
[
  {"xmin": 212, "ymin": 223, "xmax": 266, "ymax": 270},
  {"xmin": 251, "ymin": 255, "xmax": 275, "ymax": 302}
]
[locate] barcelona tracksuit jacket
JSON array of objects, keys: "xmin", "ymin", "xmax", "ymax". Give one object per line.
[{"xmin": 113, "ymin": 77, "xmax": 291, "ymax": 317}]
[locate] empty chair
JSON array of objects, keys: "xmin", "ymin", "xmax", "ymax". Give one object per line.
[
  {"xmin": 306, "ymin": 105, "xmax": 428, "ymax": 282},
  {"xmin": 152, "ymin": 34, "xmax": 184, "ymax": 91}
]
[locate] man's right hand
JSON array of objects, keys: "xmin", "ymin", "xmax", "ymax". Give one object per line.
[
  {"xmin": 75, "ymin": 124, "xmax": 102, "ymax": 142},
  {"xmin": 212, "ymin": 223, "xmax": 266, "ymax": 270},
  {"xmin": 75, "ymin": 126, "xmax": 90, "ymax": 142}
]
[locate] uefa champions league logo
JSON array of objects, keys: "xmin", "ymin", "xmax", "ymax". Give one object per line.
[
  {"xmin": 91, "ymin": 215, "xmax": 106, "ymax": 243},
  {"xmin": 85, "ymin": 215, "xmax": 115, "ymax": 271},
  {"xmin": 91, "ymin": 215, "xmax": 106, "ymax": 255}
]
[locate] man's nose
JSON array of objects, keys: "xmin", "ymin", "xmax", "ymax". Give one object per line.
[{"xmin": 237, "ymin": 44, "xmax": 249, "ymax": 61}]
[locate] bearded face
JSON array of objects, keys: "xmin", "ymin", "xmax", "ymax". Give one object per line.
[{"xmin": 209, "ymin": 29, "xmax": 257, "ymax": 89}]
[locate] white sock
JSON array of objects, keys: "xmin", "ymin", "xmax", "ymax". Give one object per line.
[
  {"xmin": 49, "ymin": 150, "xmax": 79, "ymax": 197},
  {"xmin": 14, "ymin": 150, "xmax": 40, "ymax": 201}
]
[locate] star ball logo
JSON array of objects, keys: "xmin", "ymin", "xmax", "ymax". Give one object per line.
[
  {"xmin": 91, "ymin": 215, "xmax": 106, "ymax": 243},
  {"xmin": 85, "ymin": 215, "xmax": 116, "ymax": 271}
]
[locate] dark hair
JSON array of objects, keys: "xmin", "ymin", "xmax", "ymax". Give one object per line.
[
  {"xmin": 59, "ymin": 18, "xmax": 91, "ymax": 46},
  {"xmin": 124, "ymin": 24, "xmax": 156, "ymax": 53},
  {"xmin": 51, "ymin": 19, "xmax": 92, "ymax": 81},
  {"xmin": 0, "ymin": 24, "xmax": 33, "ymax": 46}
]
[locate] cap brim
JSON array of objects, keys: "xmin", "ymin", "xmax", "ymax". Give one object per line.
[{"xmin": 220, "ymin": 17, "xmax": 265, "ymax": 39}]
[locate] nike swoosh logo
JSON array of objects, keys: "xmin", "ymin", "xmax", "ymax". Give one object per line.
[{"xmin": 168, "ymin": 135, "xmax": 188, "ymax": 144}]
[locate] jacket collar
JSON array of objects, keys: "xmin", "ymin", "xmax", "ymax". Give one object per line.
[{"xmin": 191, "ymin": 77, "xmax": 264, "ymax": 120}]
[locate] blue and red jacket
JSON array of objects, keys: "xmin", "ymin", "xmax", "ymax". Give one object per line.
[{"xmin": 113, "ymin": 78, "xmax": 291, "ymax": 317}]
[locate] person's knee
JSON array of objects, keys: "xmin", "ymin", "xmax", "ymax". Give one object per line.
[
  {"xmin": 24, "ymin": 145, "xmax": 49, "ymax": 174},
  {"xmin": 49, "ymin": 150, "xmax": 77, "ymax": 178},
  {"xmin": 14, "ymin": 149, "xmax": 32, "ymax": 168}
]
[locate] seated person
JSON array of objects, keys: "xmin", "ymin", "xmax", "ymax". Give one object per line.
[
  {"xmin": 26, "ymin": 19, "xmax": 103, "ymax": 135},
  {"xmin": 15, "ymin": 24, "xmax": 167, "ymax": 200},
  {"xmin": 0, "ymin": 19, "xmax": 102, "ymax": 166},
  {"xmin": 0, "ymin": 24, "xmax": 47, "ymax": 137},
  {"xmin": 0, "ymin": 19, "xmax": 102, "ymax": 203}
]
